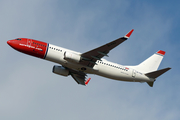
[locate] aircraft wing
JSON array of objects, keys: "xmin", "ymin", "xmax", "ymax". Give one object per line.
[
  {"xmin": 66, "ymin": 67, "xmax": 91, "ymax": 85},
  {"xmin": 80, "ymin": 29, "xmax": 134, "ymax": 67}
]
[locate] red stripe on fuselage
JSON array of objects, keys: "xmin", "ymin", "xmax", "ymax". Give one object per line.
[{"xmin": 7, "ymin": 38, "xmax": 48, "ymax": 59}]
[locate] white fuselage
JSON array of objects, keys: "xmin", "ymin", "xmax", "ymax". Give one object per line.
[
  {"xmin": 45, "ymin": 44, "xmax": 154, "ymax": 83},
  {"xmin": 7, "ymin": 30, "xmax": 170, "ymax": 87}
]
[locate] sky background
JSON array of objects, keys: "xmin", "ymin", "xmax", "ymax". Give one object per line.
[{"xmin": 1, "ymin": 0, "xmax": 180, "ymax": 120}]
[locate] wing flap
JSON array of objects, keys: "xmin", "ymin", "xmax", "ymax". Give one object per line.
[
  {"xmin": 71, "ymin": 73, "xmax": 91, "ymax": 85},
  {"xmin": 71, "ymin": 73, "xmax": 86, "ymax": 85}
]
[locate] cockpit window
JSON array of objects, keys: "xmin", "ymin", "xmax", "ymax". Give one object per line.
[{"xmin": 16, "ymin": 38, "xmax": 21, "ymax": 40}]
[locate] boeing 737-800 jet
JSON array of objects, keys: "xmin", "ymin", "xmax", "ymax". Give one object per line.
[{"xmin": 7, "ymin": 29, "xmax": 171, "ymax": 87}]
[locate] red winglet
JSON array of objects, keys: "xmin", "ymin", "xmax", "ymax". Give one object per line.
[
  {"xmin": 125, "ymin": 29, "xmax": 134, "ymax": 38},
  {"xmin": 85, "ymin": 78, "xmax": 91, "ymax": 85},
  {"xmin": 157, "ymin": 50, "xmax": 166, "ymax": 55}
]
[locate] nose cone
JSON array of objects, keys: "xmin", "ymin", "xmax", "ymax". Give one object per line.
[
  {"xmin": 7, "ymin": 40, "xmax": 12, "ymax": 46},
  {"xmin": 7, "ymin": 40, "xmax": 16, "ymax": 48}
]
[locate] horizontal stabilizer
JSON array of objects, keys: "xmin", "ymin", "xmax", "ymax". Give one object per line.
[
  {"xmin": 147, "ymin": 82, "xmax": 154, "ymax": 87},
  {"xmin": 145, "ymin": 67, "xmax": 171, "ymax": 78}
]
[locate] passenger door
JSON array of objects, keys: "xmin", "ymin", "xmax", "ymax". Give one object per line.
[
  {"xmin": 132, "ymin": 69, "xmax": 136, "ymax": 77},
  {"xmin": 27, "ymin": 39, "xmax": 32, "ymax": 48}
]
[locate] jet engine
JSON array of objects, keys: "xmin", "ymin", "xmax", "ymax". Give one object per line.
[
  {"xmin": 64, "ymin": 52, "xmax": 81, "ymax": 63},
  {"xmin": 52, "ymin": 65, "xmax": 69, "ymax": 76}
]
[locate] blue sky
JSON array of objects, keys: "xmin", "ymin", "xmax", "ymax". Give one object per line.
[{"xmin": 1, "ymin": 0, "xmax": 180, "ymax": 120}]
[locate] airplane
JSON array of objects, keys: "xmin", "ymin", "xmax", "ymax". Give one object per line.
[{"xmin": 7, "ymin": 29, "xmax": 171, "ymax": 87}]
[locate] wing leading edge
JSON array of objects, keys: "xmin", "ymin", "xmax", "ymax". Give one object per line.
[{"xmin": 80, "ymin": 29, "xmax": 134, "ymax": 67}]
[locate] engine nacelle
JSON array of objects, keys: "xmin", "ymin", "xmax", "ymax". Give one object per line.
[
  {"xmin": 52, "ymin": 65, "xmax": 69, "ymax": 76},
  {"xmin": 64, "ymin": 52, "xmax": 81, "ymax": 63}
]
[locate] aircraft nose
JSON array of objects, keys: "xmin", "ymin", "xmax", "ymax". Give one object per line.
[
  {"xmin": 7, "ymin": 40, "xmax": 11, "ymax": 45},
  {"xmin": 7, "ymin": 40, "xmax": 15, "ymax": 47}
]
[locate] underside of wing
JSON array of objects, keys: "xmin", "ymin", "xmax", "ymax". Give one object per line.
[
  {"xmin": 71, "ymin": 73, "xmax": 91, "ymax": 85},
  {"xmin": 80, "ymin": 29, "xmax": 134, "ymax": 67},
  {"xmin": 66, "ymin": 67, "xmax": 91, "ymax": 85}
]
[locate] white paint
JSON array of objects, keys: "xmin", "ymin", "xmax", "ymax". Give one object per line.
[{"xmin": 44, "ymin": 43, "xmax": 157, "ymax": 84}]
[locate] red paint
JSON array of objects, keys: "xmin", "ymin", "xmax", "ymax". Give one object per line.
[
  {"xmin": 157, "ymin": 50, "xmax": 166, "ymax": 55},
  {"xmin": 7, "ymin": 38, "xmax": 48, "ymax": 59},
  {"xmin": 125, "ymin": 29, "xmax": 134, "ymax": 38},
  {"xmin": 125, "ymin": 67, "xmax": 129, "ymax": 70},
  {"xmin": 85, "ymin": 78, "xmax": 91, "ymax": 85}
]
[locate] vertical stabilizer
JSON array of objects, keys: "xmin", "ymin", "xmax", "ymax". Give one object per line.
[{"xmin": 130, "ymin": 50, "xmax": 166, "ymax": 73}]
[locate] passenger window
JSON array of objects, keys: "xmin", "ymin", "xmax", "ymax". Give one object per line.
[{"xmin": 16, "ymin": 38, "xmax": 21, "ymax": 40}]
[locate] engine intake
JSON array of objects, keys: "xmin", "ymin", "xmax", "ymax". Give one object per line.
[
  {"xmin": 52, "ymin": 65, "xmax": 69, "ymax": 76},
  {"xmin": 64, "ymin": 52, "xmax": 81, "ymax": 63}
]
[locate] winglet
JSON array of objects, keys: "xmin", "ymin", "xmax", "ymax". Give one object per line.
[
  {"xmin": 124, "ymin": 29, "xmax": 134, "ymax": 38},
  {"xmin": 85, "ymin": 78, "xmax": 91, "ymax": 85}
]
